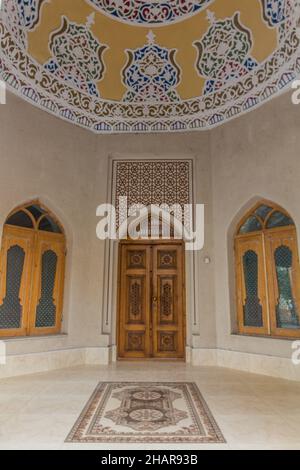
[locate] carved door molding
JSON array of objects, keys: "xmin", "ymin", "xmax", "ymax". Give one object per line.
[{"xmin": 117, "ymin": 241, "xmax": 185, "ymax": 360}]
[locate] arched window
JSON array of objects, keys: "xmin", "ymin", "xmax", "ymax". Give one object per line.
[
  {"xmin": 235, "ymin": 201, "xmax": 300, "ymax": 338},
  {"xmin": 0, "ymin": 202, "xmax": 66, "ymax": 337}
]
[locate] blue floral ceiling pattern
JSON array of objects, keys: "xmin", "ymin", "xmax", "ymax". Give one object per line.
[{"xmin": 0, "ymin": 0, "xmax": 300, "ymax": 134}]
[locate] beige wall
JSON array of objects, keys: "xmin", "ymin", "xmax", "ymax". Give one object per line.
[
  {"xmin": 211, "ymin": 92, "xmax": 300, "ymax": 358},
  {"xmin": 0, "ymin": 92, "xmax": 216, "ymax": 355},
  {"xmin": 0, "ymin": 93, "xmax": 100, "ymax": 354},
  {"xmin": 2, "ymin": 89, "xmax": 299, "ymax": 361}
]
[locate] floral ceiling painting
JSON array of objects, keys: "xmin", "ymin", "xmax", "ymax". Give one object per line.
[{"xmin": 0, "ymin": 0, "xmax": 300, "ymax": 134}]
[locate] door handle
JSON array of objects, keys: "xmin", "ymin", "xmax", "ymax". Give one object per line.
[{"xmin": 152, "ymin": 297, "xmax": 157, "ymax": 302}]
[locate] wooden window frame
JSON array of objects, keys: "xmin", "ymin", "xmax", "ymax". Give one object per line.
[
  {"xmin": 235, "ymin": 232, "xmax": 269, "ymax": 336},
  {"xmin": 265, "ymin": 227, "xmax": 300, "ymax": 339},
  {"xmin": 28, "ymin": 231, "xmax": 65, "ymax": 336},
  {"xmin": 0, "ymin": 201, "xmax": 66, "ymax": 338},
  {"xmin": 0, "ymin": 225, "xmax": 35, "ymax": 337},
  {"xmin": 235, "ymin": 200, "xmax": 300, "ymax": 340}
]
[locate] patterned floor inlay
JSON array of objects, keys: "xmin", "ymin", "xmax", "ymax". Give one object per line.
[{"xmin": 66, "ymin": 382, "xmax": 225, "ymax": 444}]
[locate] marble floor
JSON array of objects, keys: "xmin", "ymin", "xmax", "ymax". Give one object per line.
[{"xmin": 0, "ymin": 362, "xmax": 300, "ymax": 450}]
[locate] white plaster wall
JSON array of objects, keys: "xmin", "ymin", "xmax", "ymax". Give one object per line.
[
  {"xmin": 0, "ymin": 92, "xmax": 216, "ymax": 356},
  {"xmin": 0, "ymin": 93, "xmax": 100, "ymax": 355},
  {"xmin": 4, "ymin": 88, "xmax": 299, "ymax": 365},
  {"xmin": 211, "ymin": 91, "xmax": 300, "ymax": 359}
]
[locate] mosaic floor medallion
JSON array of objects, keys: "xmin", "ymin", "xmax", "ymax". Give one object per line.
[{"xmin": 66, "ymin": 382, "xmax": 225, "ymax": 444}]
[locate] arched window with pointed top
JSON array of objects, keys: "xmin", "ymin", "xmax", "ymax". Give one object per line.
[
  {"xmin": 0, "ymin": 201, "xmax": 66, "ymax": 337},
  {"xmin": 235, "ymin": 200, "xmax": 300, "ymax": 338}
]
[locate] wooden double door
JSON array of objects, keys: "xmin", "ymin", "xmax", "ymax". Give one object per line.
[{"xmin": 118, "ymin": 242, "xmax": 185, "ymax": 359}]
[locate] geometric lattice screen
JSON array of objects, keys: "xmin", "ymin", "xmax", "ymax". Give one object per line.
[
  {"xmin": 114, "ymin": 160, "xmax": 192, "ymax": 228},
  {"xmin": 275, "ymin": 245, "xmax": 300, "ymax": 329},
  {"xmin": 242, "ymin": 250, "xmax": 263, "ymax": 328},
  {"xmin": 35, "ymin": 250, "xmax": 58, "ymax": 328},
  {"xmin": 0, "ymin": 245, "xmax": 25, "ymax": 329}
]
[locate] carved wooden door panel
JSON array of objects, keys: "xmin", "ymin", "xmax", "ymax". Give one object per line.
[
  {"xmin": 235, "ymin": 234, "xmax": 269, "ymax": 336},
  {"xmin": 29, "ymin": 231, "xmax": 66, "ymax": 336},
  {"xmin": 152, "ymin": 245, "xmax": 185, "ymax": 358},
  {"xmin": 118, "ymin": 243, "xmax": 185, "ymax": 359},
  {"xmin": 0, "ymin": 226, "xmax": 34, "ymax": 337},
  {"xmin": 265, "ymin": 228, "xmax": 300, "ymax": 338},
  {"xmin": 118, "ymin": 245, "xmax": 152, "ymax": 358}
]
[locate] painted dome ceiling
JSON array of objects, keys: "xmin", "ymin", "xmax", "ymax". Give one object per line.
[{"xmin": 0, "ymin": 0, "xmax": 299, "ymax": 134}]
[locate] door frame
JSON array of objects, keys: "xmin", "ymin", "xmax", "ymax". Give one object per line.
[{"xmin": 116, "ymin": 239, "xmax": 186, "ymax": 361}]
